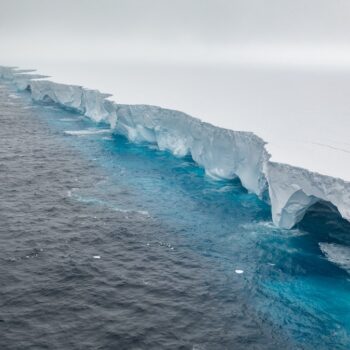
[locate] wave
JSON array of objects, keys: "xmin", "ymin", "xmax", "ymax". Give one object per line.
[
  {"xmin": 319, "ymin": 242, "xmax": 350, "ymax": 274},
  {"xmin": 68, "ymin": 190, "xmax": 150, "ymax": 217}
]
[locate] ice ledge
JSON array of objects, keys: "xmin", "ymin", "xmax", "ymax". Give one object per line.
[{"xmin": 1, "ymin": 65, "xmax": 349, "ymax": 229}]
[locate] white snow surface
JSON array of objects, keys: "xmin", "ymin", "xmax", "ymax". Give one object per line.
[{"xmin": 1, "ymin": 63, "xmax": 349, "ymax": 229}]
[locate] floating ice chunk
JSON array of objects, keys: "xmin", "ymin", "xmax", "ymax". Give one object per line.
[
  {"xmin": 64, "ymin": 128, "xmax": 111, "ymax": 136},
  {"xmin": 59, "ymin": 118, "xmax": 76, "ymax": 122}
]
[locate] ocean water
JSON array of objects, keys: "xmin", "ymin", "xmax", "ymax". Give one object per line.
[{"xmin": 0, "ymin": 82, "xmax": 349, "ymax": 350}]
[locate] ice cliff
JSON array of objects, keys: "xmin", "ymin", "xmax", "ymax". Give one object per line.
[{"xmin": 1, "ymin": 65, "xmax": 349, "ymax": 229}]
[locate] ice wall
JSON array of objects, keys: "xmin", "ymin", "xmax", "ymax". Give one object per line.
[{"xmin": 1, "ymin": 66, "xmax": 349, "ymax": 229}]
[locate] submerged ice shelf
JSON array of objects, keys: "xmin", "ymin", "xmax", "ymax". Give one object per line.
[{"xmin": 1, "ymin": 65, "xmax": 349, "ymax": 229}]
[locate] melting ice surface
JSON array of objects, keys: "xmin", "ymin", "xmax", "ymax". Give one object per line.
[{"xmin": 1, "ymin": 84, "xmax": 350, "ymax": 349}]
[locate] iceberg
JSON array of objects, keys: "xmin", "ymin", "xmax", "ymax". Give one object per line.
[{"xmin": 1, "ymin": 65, "xmax": 349, "ymax": 229}]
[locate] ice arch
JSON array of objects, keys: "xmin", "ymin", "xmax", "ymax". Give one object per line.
[{"xmin": 266, "ymin": 162, "xmax": 350, "ymax": 229}]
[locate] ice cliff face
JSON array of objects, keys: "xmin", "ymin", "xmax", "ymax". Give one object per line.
[
  {"xmin": 28, "ymin": 80, "xmax": 118, "ymax": 128},
  {"xmin": 114, "ymin": 104, "xmax": 269, "ymax": 196},
  {"xmin": 1, "ymin": 66, "xmax": 349, "ymax": 229}
]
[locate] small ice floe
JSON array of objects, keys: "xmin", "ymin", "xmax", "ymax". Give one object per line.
[
  {"xmin": 157, "ymin": 241, "xmax": 175, "ymax": 250},
  {"xmin": 235, "ymin": 269, "xmax": 244, "ymax": 274},
  {"xmin": 64, "ymin": 128, "xmax": 111, "ymax": 136},
  {"xmin": 111, "ymin": 206, "xmax": 150, "ymax": 217},
  {"xmin": 102, "ymin": 135, "xmax": 113, "ymax": 141},
  {"xmin": 9, "ymin": 94, "xmax": 20, "ymax": 99},
  {"xmin": 59, "ymin": 118, "xmax": 75, "ymax": 122},
  {"xmin": 93, "ymin": 255, "xmax": 101, "ymax": 259},
  {"xmin": 136, "ymin": 210, "xmax": 150, "ymax": 216}
]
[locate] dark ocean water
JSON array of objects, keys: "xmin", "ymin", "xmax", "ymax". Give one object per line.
[{"xmin": 0, "ymin": 82, "xmax": 350, "ymax": 350}]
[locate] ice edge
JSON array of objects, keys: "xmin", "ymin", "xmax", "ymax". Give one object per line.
[{"xmin": 1, "ymin": 65, "xmax": 349, "ymax": 229}]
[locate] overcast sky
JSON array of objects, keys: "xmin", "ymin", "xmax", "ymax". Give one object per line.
[
  {"xmin": 1, "ymin": 0, "xmax": 350, "ymax": 179},
  {"xmin": 1, "ymin": 0, "xmax": 350, "ymax": 66}
]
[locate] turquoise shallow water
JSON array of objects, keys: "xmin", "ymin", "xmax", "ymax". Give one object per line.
[{"xmin": 1, "ymin": 82, "xmax": 350, "ymax": 349}]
